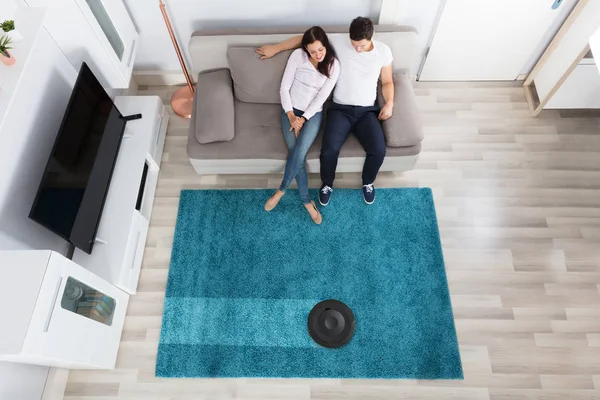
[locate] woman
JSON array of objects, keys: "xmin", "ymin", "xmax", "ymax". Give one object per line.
[{"xmin": 263, "ymin": 26, "xmax": 340, "ymax": 224}]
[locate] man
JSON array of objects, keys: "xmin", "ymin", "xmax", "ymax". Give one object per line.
[{"xmin": 256, "ymin": 17, "xmax": 394, "ymax": 205}]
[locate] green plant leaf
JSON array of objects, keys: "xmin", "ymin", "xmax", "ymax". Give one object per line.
[
  {"xmin": 1, "ymin": 20, "xmax": 15, "ymax": 32},
  {"xmin": 0, "ymin": 34, "xmax": 13, "ymax": 52}
]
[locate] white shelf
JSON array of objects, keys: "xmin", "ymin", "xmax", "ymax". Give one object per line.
[
  {"xmin": 580, "ymin": 50, "xmax": 595, "ymax": 64},
  {"xmin": 24, "ymin": 0, "xmax": 138, "ymax": 89},
  {"xmin": 0, "ymin": 7, "xmax": 45, "ymax": 130},
  {"xmin": 72, "ymin": 96, "xmax": 168, "ymax": 294},
  {"xmin": 545, "ymin": 34, "xmax": 600, "ymax": 110},
  {"xmin": 591, "ymin": 26, "xmax": 600, "ymax": 74},
  {"xmin": 545, "ymin": 63, "xmax": 600, "ymax": 109}
]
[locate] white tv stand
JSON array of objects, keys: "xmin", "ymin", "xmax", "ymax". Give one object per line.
[{"xmin": 72, "ymin": 96, "xmax": 169, "ymax": 294}]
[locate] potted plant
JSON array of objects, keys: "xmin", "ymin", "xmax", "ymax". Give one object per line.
[
  {"xmin": 1, "ymin": 20, "xmax": 23, "ymax": 43},
  {"xmin": 0, "ymin": 35, "xmax": 15, "ymax": 66}
]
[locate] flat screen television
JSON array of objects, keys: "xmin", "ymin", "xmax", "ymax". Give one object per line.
[{"xmin": 29, "ymin": 62, "xmax": 126, "ymax": 254}]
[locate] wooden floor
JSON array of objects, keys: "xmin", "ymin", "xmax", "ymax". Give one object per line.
[{"xmin": 64, "ymin": 82, "xmax": 600, "ymax": 400}]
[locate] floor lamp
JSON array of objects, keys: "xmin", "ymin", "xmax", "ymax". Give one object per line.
[{"xmin": 159, "ymin": 0, "xmax": 195, "ymax": 119}]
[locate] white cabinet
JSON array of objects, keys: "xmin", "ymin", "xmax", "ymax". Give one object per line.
[
  {"xmin": 0, "ymin": 250, "xmax": 129, "ymax": 369},
  {"xmin": 25, "ymin": 0, "xmax": 138, "ymax": 89},
  {"xmin": 524, "ymin": 0, "xmax": 600, "ymax": 115},
  {"xmin": 592, "ymin": 26, "xmax": 600, "ymax": 72},
  {"xmin": 545, "ymin": 52, "xmax": 600, "ymax": 109},
  {"xmin": 72, "ymin": 96, "xmax": 169, "ymax": 294}
]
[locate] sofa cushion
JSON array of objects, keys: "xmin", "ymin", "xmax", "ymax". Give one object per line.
[
  {"xmin": 378, "ymin": 73, "xmax": 424, "ymax": 147},
  {"xmin": 194, "ymin": 69, "xmax": 235, "ymax": 144},
  {"xmin": 188, "ymin": 102, "xmax": 287, "ymax": 160},
  {"xmin": 187, "ymin": 101, "xmax": 421, "ymax": 161},
  {"xmin": 227, "ymin": 47, "xmax": 292, "ymax": 104}
]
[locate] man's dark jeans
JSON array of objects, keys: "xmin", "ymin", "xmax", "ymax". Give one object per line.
[{"xmin": 320, "ymin": 102, "xmax": 386, "ymax": 187}]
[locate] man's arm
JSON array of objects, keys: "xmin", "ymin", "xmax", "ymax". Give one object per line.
[
  {"xmin": 255, "ymin": 35, "xmax": 302, "ymax": 59},
  {"xmin": 378, "ymin": 64, "xmax": 394, "ymax": 121}
]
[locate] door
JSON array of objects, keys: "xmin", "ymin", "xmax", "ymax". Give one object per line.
[{"xmin": 420, "ymin": 0, "xmax": 576, "ymax": 81}]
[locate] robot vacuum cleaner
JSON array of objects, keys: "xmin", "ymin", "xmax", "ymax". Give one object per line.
[{"xmin": 308, "ymin": 299, "xmax": 355, "ymax": 348}]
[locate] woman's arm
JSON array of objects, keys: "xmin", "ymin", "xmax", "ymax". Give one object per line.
[
  {"xmin": 279, "ymin": 50, "xmax": 303, "ymax": 115},
  {"xmin": 256, "ymin": 35, "xmax": 303, "ymax": 59},
  {"xmin": 302, "ymin": 60, "xmax": 341, "ymax": 120}
]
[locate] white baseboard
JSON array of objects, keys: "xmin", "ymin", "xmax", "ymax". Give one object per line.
[
  {"xmin": 41, "ymin": 368, "xmax": 69, "ymax": 400},
  {"xmin": 134, "ymin": 70, "xmax": 189, "ymax": 86}
]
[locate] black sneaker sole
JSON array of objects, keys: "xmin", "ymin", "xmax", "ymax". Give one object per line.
[
  {"xmin": 363, "ymin": 196, "xmax": 375, "ymax": 205},
  {"xmin": 319, "ymin": 198, "xmax": 330, "ymax": 206}
]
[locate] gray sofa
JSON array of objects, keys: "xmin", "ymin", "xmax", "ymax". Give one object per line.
[{"xmin": 187, "ymin": 26, "xmax": 424, "ymax": 175}]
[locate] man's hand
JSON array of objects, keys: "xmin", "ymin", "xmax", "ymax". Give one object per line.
[
  {"xmin": 378, "ymin": 103, "xmax": 393, "ymax": 121},
  {"xmin": 256, "ymin": 36, "xmax": 302, "ymax": 60},
  {"xmin": 255, "ymin": 45, "xmax": 278, "ymax": 60}
]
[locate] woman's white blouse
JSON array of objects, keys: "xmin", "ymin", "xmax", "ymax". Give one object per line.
[{"xmin": 279, "ymin": 49, "xmax": 340, "ymax": 120}]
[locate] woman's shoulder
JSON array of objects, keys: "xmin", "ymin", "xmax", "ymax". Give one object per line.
[
  {"xmin": 285, "ymin": 48, "xmax": 306, "ymax": 67},
  {"xmin": 291, "ymin": 48, "xmax": 306, "ymax": 59}
]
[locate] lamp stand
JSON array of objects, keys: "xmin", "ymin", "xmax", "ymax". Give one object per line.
[{"xmin": 159, "ymin": 0, "xmax": 195, "ymax": 119}]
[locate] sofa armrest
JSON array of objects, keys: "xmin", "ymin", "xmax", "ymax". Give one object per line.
[
  {"xmin": 192, "ymin": 69, "xmax": 235, "ymax": 144},
  {"xmin": 377, "ymin": 73, "xmax": 424, "ymax": 148}
]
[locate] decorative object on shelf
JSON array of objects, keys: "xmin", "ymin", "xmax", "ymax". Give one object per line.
[
  {"xmin": 159, "ymin": 0, "xmax": 194, "ymax": 119},
  {"xmin": 1, "ymin": 19, "xmax": 14, "ymax": 32},
  {"xmin": 1, "ymin": 19, "xmax": 23, "ymax": 42},
  {"xmin": 61, "ymin": 277, "xmax": 116, "ymax": 326},
  {"xmin": 0, "ymin": 34, "xmax": 15, "ymax": 66}
]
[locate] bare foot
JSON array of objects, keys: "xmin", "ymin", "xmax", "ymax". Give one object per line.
[{"xmin": 264, "ymin": 190, "xmax": 285, "ymax": 211}]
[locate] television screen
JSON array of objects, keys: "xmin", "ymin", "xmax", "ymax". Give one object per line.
[{"xmin": 29, "ymin": 63, "xmax": 126, "ymax": 254}]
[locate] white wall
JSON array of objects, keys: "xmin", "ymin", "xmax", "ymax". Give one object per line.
[
  {"xmin": 126, "ymin": 0, "xmax": 382, "ymax": 70},
  {"xmin": 0, "ymin": 4, "xmax": 75, "ymax": 399},
  {"xmin": 0, "ymin": 9, "xmax": 73, "ymax": 253},
  {"xmin": 128, "ymin": 0, "xmax": 578, "ymax": 78},
  {"xmin": 394, "ymin": 0, "xmax": 444, "ymax": 74}
]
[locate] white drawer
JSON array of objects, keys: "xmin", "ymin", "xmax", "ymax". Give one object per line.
[{"xmin": 118, "ymin": 212, "xmax": 150, "ymax": 294}]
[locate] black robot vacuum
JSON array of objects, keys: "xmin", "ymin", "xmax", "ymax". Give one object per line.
[{"xmin": 308, "ymin": 299, "xmax": 355, "ymax": 348}]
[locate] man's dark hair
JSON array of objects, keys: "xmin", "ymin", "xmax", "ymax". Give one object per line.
[{"xmin": 349, "ymin": 17, "xmax": 374, "ymax": 41}]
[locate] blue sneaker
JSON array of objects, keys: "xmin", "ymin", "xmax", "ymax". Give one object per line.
[
  {"xmin": 363, "ymin": 184, "xmax": 375, "ymax": 204},
  {"xmin": 319, "ymin": 185, "xmax": 332, "ymax": 206}
]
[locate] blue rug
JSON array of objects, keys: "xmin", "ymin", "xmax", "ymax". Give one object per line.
[{"xmin": 156, "ymin": 188, "xmax": 462, "ymax": 379}]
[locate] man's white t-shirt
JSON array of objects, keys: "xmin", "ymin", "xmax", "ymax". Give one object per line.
[{"xmin": 329, "ymin": 36, "xmax": 393, "ymax": 107}]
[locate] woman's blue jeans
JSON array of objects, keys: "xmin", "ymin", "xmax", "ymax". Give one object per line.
[{"xmin": 279, "ymin": 108, "xmax": 323, "ymax": 204}]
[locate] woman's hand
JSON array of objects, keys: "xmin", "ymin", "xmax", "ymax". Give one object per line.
[
  {"xmin": 287, "ymin": 114, "xmax": 305, "ymax": 138},
  {"xmin": 255, "ymin": 45, "xmax": 278, "ymax": 60}
]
